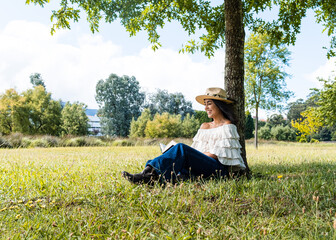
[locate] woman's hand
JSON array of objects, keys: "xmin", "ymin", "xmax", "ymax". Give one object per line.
[{"xmin": 203, "ymin": 152, "xmax": 218, "ymax": 160}]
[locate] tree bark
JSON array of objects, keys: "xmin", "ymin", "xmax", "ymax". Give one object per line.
[
  {"xmin": 254, "ymin": 106, "xmax": 258, "ymax": 149},
  {"xmin": 224, "ymin": 0, "xmax": 250, "ymax": 174}
]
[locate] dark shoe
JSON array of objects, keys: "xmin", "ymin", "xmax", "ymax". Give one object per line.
[
  {"xmin": 122, "ymin": 166, "xmax": 158, "ymax": 184},
  {"xmin": 176, "ymin": 173, "xmax": 189, "ymax": 182}
]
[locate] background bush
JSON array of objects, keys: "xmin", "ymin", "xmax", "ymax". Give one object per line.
[
  {"xmin": 6, "ymin": 133, "xmax": 23, "ymax": 148},
  {"xmin": 145, "ymin": 113, "xmax": 182, "ymax": 138},
  {"xmin": 0, "ymin": 136, "xmax": 12, "ymax": 148},
  {"xmin": 129, "ymin": 108, "xmax": 152, "ymax": 138},
  {"xmin": 181, "ymin": 114, "xmax": 200, "ymax": 138},
  {"xmin": 30, "ymin": 139, "xmax": 49, "ymax": 148},
  {"xmin": 270, "ymin": 125, "xmax": 296, "ymax": 141},
  {"xmin": 258, "ymin": 126, "xmax": 272, "ymax": 140}
]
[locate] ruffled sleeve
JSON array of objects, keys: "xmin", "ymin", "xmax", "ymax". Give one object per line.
[{"xmin": 191, "ymin": 124, "xmax": 246, "ymax": 170}]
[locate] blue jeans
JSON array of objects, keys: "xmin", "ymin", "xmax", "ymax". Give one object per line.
[{"xmin": 146, "ymin": 143, "xmax": 228, "ymax": 182}]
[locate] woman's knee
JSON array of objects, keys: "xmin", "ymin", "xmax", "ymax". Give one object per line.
[
  {"xmin": 175, "ymin": 143, "xmax": 184, "ymax": 147},
  {"xmin": 175, "ymin": 143, "xmax": 189, "ymax": 150}
]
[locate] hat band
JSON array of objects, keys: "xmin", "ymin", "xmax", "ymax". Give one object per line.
[{"xmin": 206, "ymin": 93, "xmax": 226, "ymax": 99}]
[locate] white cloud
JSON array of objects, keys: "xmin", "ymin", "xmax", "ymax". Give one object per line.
[
  {"xmin": 0, "ymin": 20, "xmax": 225, "ymax": 110},
  {"xmin": 305, "ymin": 57, "xmax": 336, "ymax": 87}
]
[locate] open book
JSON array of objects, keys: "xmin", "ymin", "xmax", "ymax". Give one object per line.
[{"xmin": 159, "ymin": 140, "xmax": 177, "ymax": 153}]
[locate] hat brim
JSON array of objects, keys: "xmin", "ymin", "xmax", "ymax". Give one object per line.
[{"xmin": 195, "ymin": 95, "xmax": 234, "ymax": 105}]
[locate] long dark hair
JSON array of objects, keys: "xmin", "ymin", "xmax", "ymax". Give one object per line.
[{"xmin": 212, "ymin": 99, "xmax": 236, "ymax": 124}]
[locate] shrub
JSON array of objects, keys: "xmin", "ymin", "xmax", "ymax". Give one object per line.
[
  {"xmin": 42, "ymin": 136, "xmax": 60, "ymax": 147},
  {"xmin": 332, "ymin": 131, "xmax": 336, "ymax": 141},
  {"xmin": 145, "ymin": 113, "xmax": 182, "ymax": 138},
  {"xmin": 298, "ymin": 136, "xmax": 307, "ymax": 143},
  {"xmin": 64, "ymin": 137, "xmax": 86, "ymax": 147},
  {"xmin": 83, "ymin": 137, "xmax": 105, "ymax": 146},
  {"xmin": 74, "ymin": 137, "xmax": 86, "ymax": 147},
  {"xmin": 258, "ymin": 126, "xmax": 272, "ymax": 140},
  {"xmin": 181, "ymin": 114, "xmax": 200, "ymax": 138},
  {"xmin": 308, "ymin": 133, "xmax": 320, "ymax": 141},
  {"xmin": 63, "ymin": 138, "xmax": 78, "ymax": 147},
  {"xmin": 30, "ymin": 139, "xmax": 49, "ymax": 148},
  {"xmin": 112, "ymin": 139, "xmax": 134, "ymax": 146},
  {"xmin": 271, "ymin": 125, "xmax": 296, "ymax": 141},
  {"xmin": 21, "ymin": 138, "xmax": 33, "ymax": 148},
  {"xmin": 62, "ymin": 136, "xmax": 106, "ymax": 147},
  {"xmin": 0, "ymin": 136, "xmax": 12, "ymax": 148},
  {"xmin": 7, "ymin": 133, "xmax": 23, "ymax": 148},
  {"xmin": 129, "ymin": 108, "xmax": 152, "ymax": 138}
]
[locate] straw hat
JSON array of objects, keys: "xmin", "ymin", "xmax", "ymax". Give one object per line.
[{"xmin": 195, "ymin": 87, "xmax": 234, "ymax": 105}]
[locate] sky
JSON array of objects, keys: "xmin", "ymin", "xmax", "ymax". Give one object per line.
[{"xmin": 0, "ymin": 1, "xmax": 335, "ymax": 119}]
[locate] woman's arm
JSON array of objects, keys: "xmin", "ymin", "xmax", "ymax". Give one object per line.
[{"xmin": 203, "ymin": 152, "xmax": 218, "ymax": 160}]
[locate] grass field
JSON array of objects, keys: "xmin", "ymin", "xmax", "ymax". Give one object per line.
[{"xmin": 0, "ymin": 142, "xmax": 335, "ymax": 239}]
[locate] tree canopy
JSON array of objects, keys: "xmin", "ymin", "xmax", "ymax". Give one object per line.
[
  {"xmin": 61, "ymin": 102, "xmax": 89, "ymax": 136},
  {"xmin": 245, "ymin": 32, "xmax": 293, "ymax": 112},
  {"xmin": 23, "ymin": 86, "xmax": 62, "ymax": 135},
  {"xmin": 145, "ymin": 89, "xmax": 194, "ymax": 118},
  {"xmin": 0, "ymin": 89, "xmax": 27, "ymax": 134},
  {"xmin": 316, "ymin": 77, "xmax": 336, "ymax": 127},
  {"xmin": 244, "ymin": 32, "xmax": 293, "ymax": 148},
  {"xmin": 292, "ymin": 107, "xmax": 324, "ymax": 142},
  {"xmin": 30, "ymin": 73, "xmax": 46, "ymax": 89},
  {"xmin": 26, "ymin": 0, "xmax": 336, "ymax": 58},
  {"xmin": 95, "ymin": 73, "xmax": 145, "ymax": 137}
]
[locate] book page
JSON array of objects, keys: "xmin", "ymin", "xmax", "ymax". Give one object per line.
[{"xmin": 160, "ymin": 140, "xmax": 177, "ymax": 153}]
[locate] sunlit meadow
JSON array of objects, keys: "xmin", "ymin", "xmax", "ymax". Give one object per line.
[{"xmin": 0, "ymin": 142, "xmax": 335, "ymax": 239}]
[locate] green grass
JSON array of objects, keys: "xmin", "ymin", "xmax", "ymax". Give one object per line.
[{"xmin": 0, "ymin": 143, "xmax": 335, "ymax": 239}]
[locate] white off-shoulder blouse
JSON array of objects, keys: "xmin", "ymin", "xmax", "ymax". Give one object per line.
[{"xmin": 191, "ymin": 124, "xmax": 246, "ymax": 170}]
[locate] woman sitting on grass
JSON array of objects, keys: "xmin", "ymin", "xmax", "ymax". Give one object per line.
[{"xmin": 122, "ymin": 87, "xmax": 246, "ymax": 184}]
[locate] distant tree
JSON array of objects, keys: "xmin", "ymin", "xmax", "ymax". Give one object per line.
[
  {"xmin": 316, "ymin": 78, "xmax": 336, "ymax": 127},
  {"xmin": 332, "ymin": 131, "xmax": 336, "ymax": 141},
  {"xmin": 61, "ymin": 102, "xmax": 89, "ymax": 136},
  {"xmin": 287, "ymin": 90, "xmax": 320, "ymax": 123},
  {"xmin": 30, "ymin": 73, "xmax": 46, "ymax": 89},
  {"xmin": 0, "ymin": 89, "xmax": 29, "ymax": 134},
  {"xmin": 129, "ymin": 108, "xmax": 152, "ymax": 138},
  {"xmin": 287, "ymin": 99, "xmax": 307, "ymax": 123},
  {"xmin": 95, "ymin": 73, "xmax": 145, "ymax": 137},
  {"xmin": 22, "ymin": 86, "xmax": 62, "ymax": 135},
  {"xmin": 319, "ymin": 127, "xmax": 332, "ymax": 141},
  {"xmin": 245, "ymin": 111, "xmax": 254, "ymax": 139},
  {"xmin": 245, "ymin": 32, "xmax": 293, "ymax": 148},
  {"xmin": 257, "ymin": 120, "xmax": 267, "ymax": 129},
  {"xmin": 194, "ymin": 110, "xmax": 211, "ymax": 125},
  {"xmin": 267, "ymin": 114, "xmax": 286, "ymax": 127},
  {"xmin": 145, "ymin": 89, "xmax": 194, "ymax": 118},
  {"xmin": 291, "ymin": 108, "xmax": 323, "ymax": 142}
]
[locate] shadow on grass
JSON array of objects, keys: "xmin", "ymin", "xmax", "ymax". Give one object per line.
[
  {"xmin": 161, "ymin": 161, "xmax": 336, "ymax": 184},
  {"xmin": 250, "ymin": 161, "xmax": 336, "ymax": 180}
]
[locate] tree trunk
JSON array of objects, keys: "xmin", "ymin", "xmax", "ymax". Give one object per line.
[
  {"xmin": 224, "ymin": 0, "xmax": 250, "ymax": 174},
  {"xmin": 254, "ymin": 106, "xmax": 258, "ymax": 149}
]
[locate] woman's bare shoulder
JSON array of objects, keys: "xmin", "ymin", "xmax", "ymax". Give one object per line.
[{"xmin": 200, "ymin": 122, "xmax": 212, "ymax": 129}]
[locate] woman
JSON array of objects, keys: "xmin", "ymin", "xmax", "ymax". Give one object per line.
[{"xmin": 122, "ymin": 87, "xmax": 246, "ymax": 184}]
